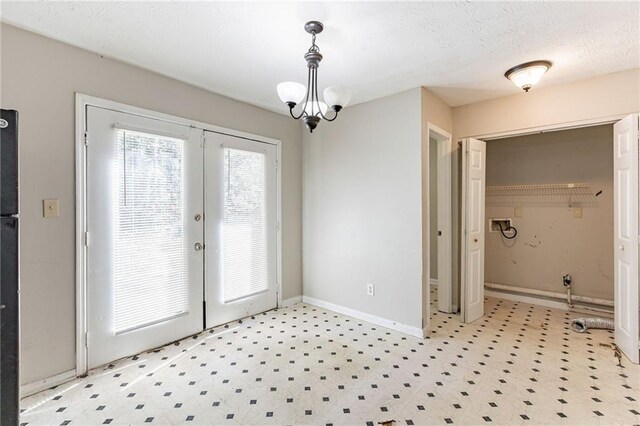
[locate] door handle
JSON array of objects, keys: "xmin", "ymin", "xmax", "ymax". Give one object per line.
[
  {"xmin": 194, "ymin": 213, "xmax": 202, "ymax": 222},
  {"xmin": 474, "ymin": 238, "xmax": 479, "ymax": 243},
  {"xmin": 620, "ymin": 245, "xmax": 625, "ymax": 251},
  {"xmin": 194, "ymin": 242, "xmax": 203, "ymax": 251},
  {"xmin": 0, "ymin": 304, "xmax": 5, "ymax": 310}
]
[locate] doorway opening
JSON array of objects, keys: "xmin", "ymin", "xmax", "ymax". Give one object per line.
[
  {"xmin": 425, "ymin": 123, "xmax": 453, "ymax": 317},
  {"xmin": 483, "ymin": 124, "xmax": 614, "ymax": 316},
  {"xmin": 458, "ymin": 114, "xmax": 639, "ymax": 364}
]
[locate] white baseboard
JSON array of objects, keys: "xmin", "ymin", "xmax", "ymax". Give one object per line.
[
  {"xmin": 301, "ymin": 296, "xmax": 425, "ymax": 339},
  {"xmin": 485, "ymin": 289, "xmax": 570, "ymax": 310},
  {"xmin": 21, "ymin": 369, "xmax": 77, "ymax": 398},
  {"xmin": 430, "ymin": 279, "xmax": 438, "ymax": 286},
  {"xmin": 280, "ymin": 295, "xmax": 302, "ymax": 308}
]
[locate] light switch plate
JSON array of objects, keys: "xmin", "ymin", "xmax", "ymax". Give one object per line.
[
  {"xmin": 43, "ymin": 199, "xmax": 59, "ymax": 218},
  {"xmin": 514, "ymin": 207, "xmax": 523, "ymax": 218},
  {"xmin": 572, "ymin": 207, "xmax": 583, "ymax": 218}
]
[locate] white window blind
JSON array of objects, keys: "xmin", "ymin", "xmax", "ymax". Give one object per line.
[
  {"xmin": 222, "ymin": 148, "xmax": 269, "ymax": 303},
  {"xmin": 113, "ymin": 129, "xmax": 188, "ymax": 333}
]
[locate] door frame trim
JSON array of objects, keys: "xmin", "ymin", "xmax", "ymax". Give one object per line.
[
  {"xmin": 75, "ymin": 93, "xmax": 283, "ymax": 376},
  {"xmin": 425, "ymin": 123, "xmax": 453, "ymax": 314},
  {"xmin": 468, "ymin": 114, "xmax": 627, "ymax": 141},
  {"xmin": 452, "ymin": 111, "xmax": 640, "ymax": 321}
]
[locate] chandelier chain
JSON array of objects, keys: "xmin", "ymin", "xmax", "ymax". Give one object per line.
[{"xmin": 309, "ymin": 32, "xmax": 319, "ymax": 53}]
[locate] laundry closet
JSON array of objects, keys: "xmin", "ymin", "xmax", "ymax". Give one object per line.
[{"xmin": 483, "ymin": 124, "xmax": 614, "ymax": 312}]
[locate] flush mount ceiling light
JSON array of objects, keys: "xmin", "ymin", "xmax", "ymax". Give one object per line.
[
  {"xmin": 504, "ymin": 60, "xmax": 552, "ymax": 92},
  {"xmin": 277, "ymin": 21, "xmax": 351, "ymax": 133}
]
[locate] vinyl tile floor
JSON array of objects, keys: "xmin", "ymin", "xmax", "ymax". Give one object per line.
[{"xmin": 21, "ymin": 288, "xmax": 640, "ymax": 425}]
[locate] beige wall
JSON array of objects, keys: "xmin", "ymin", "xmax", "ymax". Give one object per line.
[
  {"xmin": 0, "ymin": 24, "xmax": 303, "ymax": 385},
  {"xmin": 451, "ymin": 68, "xmax": 640, "ymax": 308},
  {"xmin": 485, "ymin": 125, "xmax": 613, "ymax": 300},
  {"xmin": 454, "ymin": 68, "xmax": 640, "ymax": 138},
  {"xmin": 303, "ymin": 88, "xmax": 425, "ymax": 330}
]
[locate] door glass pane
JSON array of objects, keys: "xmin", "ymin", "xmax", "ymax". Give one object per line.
[
  {"xmin": 222, "ymin": 148, "xmax": 268, "ymax": 303},
  {"xmin": 113, "ymin": 130, "xmax": 188, "ymax": 333}
]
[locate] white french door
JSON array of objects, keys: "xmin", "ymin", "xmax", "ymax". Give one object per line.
[
  {"xmin": 613, "ymin": 113, "xmax": 639, "ymax": 364},
  {"xmin": 204, "ymin": 131, "xmax": 278, "ymax": 328},
  {"xmin": 461, "ymin": 138, "xmax": 486, "ymax": 323},
  {"xmin": 85, "ymin": 106, "xmax": 204, "ymax": 369}
]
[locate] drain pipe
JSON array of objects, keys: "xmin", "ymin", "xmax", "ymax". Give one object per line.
[
  {"xmin": 571, "ymin": 317, "xmax": 615, "ymax": 333},
  {"xmin": 484, "ymin": 282, "xmax": 614, "ymax": 308}
]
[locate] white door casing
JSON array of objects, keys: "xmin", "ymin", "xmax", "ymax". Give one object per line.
[
  {"xmin": 204, "ymin": 131, "xmax": 278, "ymax": 328},
  {"xmin": 85, "ymin": 106, "xmax": 204, "ymax": 369},
  {"xmin": 461, "ymin": 138, "xmax": 486, "ymax": 323},
  {"xmin": 436, "ymin": 132, "xmax": 453, "ymax": 314},
  {"xmin": 614, "ymin": 113, "xmax": 639, "ymax": 364}
]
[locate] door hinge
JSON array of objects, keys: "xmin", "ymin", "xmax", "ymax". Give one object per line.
[
  {"xmin": 275, "ymin": 160, "xmax": 279, "ymax": 170},
  {"xmin": 85, "ymin": 331, "xmax": 90, "ymax": 347},
  {"xmin": 83, "ymin": 131, "xmax": 88, "ymax": 146},
  {"xmin": 276, "ymin": 222, "xmax": 281, "ymax": 231},
  {"xmin": 84, "ymin": 231, "xmax": 89, "ymax": 246}
]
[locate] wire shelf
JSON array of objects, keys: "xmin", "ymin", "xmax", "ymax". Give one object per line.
[{"xmin": 486, "ymin": 183, "xmax": 597, "ymax": 207}]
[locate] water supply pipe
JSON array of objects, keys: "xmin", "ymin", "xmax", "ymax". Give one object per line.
[
  {"xmin": 563, "ymin": 274, "xmax": 573, "ymax": 307},
  {"xmin": 484, "ymin": 282, "xmax": 614, "ymax": 307}
]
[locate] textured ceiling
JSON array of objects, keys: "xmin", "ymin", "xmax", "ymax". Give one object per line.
[{"xmin": 1, "ymin": 1, "xmax": 638, "ymax": 113}]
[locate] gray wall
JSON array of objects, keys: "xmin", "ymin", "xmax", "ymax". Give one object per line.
[
  {"xmin": 485, "ymin": 125, "xmax": 613, "ymax": 300},
  {"xmin": 0, "ymin": 24, "xmax": 303, "ymax": 385},
  {"xmin": 303, "ymin": 88, "xmax": 424, "ymax": 330}
]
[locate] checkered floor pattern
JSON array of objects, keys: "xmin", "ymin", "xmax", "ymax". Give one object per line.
[{"xmin": 21, "ymin": 288, "xmax": 640, "ymax": 425}]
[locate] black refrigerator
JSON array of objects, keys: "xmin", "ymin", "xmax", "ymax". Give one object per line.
[{"xmin": 1, "ymin": 109, "xmax": 19, "ymax": 425}]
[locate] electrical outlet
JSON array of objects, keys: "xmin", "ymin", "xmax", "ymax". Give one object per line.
[
  {"xmin": 43, "ymin": 199, "xmax": 59, "ymax": 218},
  {"xmin": 514, "ymin": 207, "xmax": 523, "ymax": 218},
  {"xmin": 572, "ymin": 207, "xmax": 583, "ymax": 218},
  {"xmin": 366, "ymin": 283, "xmax": 374, "ymax": 296}
]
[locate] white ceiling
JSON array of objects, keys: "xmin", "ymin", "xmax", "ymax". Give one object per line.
[{"xmin": 2, "ymin": 1, "xmax": 638, "ymax": 113}]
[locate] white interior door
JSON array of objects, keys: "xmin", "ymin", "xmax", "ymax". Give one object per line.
[
  {"xmin": 614, "ymin": 113, "xmax": 639, "ymax": 364},
  {"xmin": 204, "ymin": 131, "xmax": 278, "ymax": 327},
  {"xmin": 461, "ymin": 138, "xmax": 486, "ymax": 323},
  {"xmin": 86, "ymin": 106, "xmax": 204, "ymax": 369}
]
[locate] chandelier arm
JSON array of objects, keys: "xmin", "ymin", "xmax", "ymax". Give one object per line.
[
  {"xmin": 302, "ymin": 65, "xmax": 313, "ymax": 115},
  {"xmin": 319, "ymin": 109, "xmax": 339, "ymax": 121},
  {"xmin": 289, "ymin": 67, "xmax": 313, "ymax": 120},
  {"xmin": 309, "ymin": 68, "xmax": 317, "ymax": 116},
  {"xmin": 313, "ymin": 68, "xmax": 338, "ymax": 121},
  {"xmin": 289, "ymin": 106, "xmax": 303, "ymax": 120}
]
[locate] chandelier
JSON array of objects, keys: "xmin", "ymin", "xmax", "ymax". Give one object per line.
[{"xmin": 276, "ymin": 21, "xmax": 351, "ymax": 133}]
